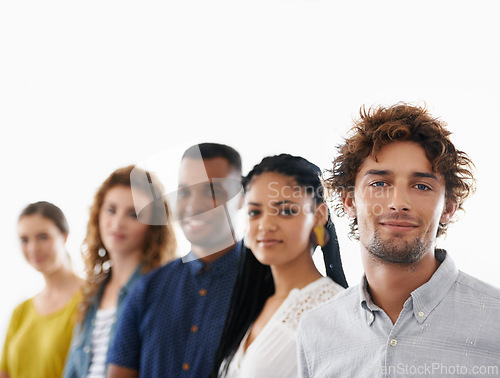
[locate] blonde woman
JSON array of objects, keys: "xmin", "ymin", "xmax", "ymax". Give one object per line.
[
  {"xmin": 63, "ymin": 165, "xmax": 176, "ymax": 378},
  {"xmin": 1, "ymin": 201, "xmax": 82, "ymax": 378}
]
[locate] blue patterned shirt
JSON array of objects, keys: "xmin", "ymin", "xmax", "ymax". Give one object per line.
[
  {"xmin": 108, "ymin": 242, "xmax": 241, "ymax": 377},
  {"xmin": 297, "ymin": 249, "xmax": 500, "ymax": 377}
]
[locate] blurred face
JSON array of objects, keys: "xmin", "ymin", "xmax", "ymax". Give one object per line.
[
  {"xmin": 99, "ymin": 185, "xmax": 150, "ymax": 259},
  {"xmin": 343, "ymin": 141, "xmax": 456, "ymax": 264},
  {"xmin": 176, "ymin": 157, "xmax": 242, "ymax": 256},
  {"xmin": 18, "ymin": 214, "xmax": 68, "ymax": 275},
  {"xmin": 245, "ymin": 172, "xmax": 323, "ymax": 267}
]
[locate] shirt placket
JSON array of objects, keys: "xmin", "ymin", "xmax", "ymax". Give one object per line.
[
  {"xmin": 383, "ymin": 300, "xmax": 414, "ymax": 377},
  {"xmin": 181, "ymin": 268, "xmax": 211, "ymax": 374}
]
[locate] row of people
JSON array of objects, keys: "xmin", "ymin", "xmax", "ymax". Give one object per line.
[{"xmin": 2, "ymin": 103, "xmax": 500, "ymax": 378}]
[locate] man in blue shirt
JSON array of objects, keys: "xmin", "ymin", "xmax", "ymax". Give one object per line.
[{"xmin": 107, "ymin": 143, "xmax": 244, "ymax": 377}]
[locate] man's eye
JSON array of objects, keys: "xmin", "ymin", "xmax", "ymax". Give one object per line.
[
  {"xmin": 178, "ymin": 189, "xmax": 190, "ymax": 198},
  {"xmin": 370, "ymin": 181, "xmax": 387, "ymax": 188},
  {"xmin": 415, "ymin": 183, "xmax": 431, "ymax": 191}
]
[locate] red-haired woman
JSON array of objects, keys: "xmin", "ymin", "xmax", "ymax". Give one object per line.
[{"xmin": 63, "ymin": 165, "xmax": 177, "ymax": 378}]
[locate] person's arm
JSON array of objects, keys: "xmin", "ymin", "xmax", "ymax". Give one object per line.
[
  {"xmin": 1, "ymin": 305, "xmax": 21, "ymax": 378},
  {"xmin": 107, "ymin": 364, "xmax": 138, "ymax": 378}
]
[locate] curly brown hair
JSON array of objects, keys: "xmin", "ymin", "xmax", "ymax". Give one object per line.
[
  {"xmin": 79, "ymin": 165, "xmax": 177, "ymax": 318},
  {"xmin": 324, "ymin": 103, "xmax": 476, "ymax": 240}
]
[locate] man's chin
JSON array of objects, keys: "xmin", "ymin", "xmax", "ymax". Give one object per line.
[{"xmin": 367, "ymin": 236, "xmax": 427, "ymax": 265}]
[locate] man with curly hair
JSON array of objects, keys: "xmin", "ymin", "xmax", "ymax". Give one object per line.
[{"xmin": 297, "ymin": 103, "xmax": 500, "ymax": 377}]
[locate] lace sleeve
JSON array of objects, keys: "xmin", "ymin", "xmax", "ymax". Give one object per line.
[{"xmin": 279, "ymin": 278, "xmax": 343, "ymax": 332}]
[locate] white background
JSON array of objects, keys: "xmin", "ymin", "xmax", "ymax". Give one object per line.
[{"xmin": 1, "ymin": 0, "xmax": 499, "ymax": 352}]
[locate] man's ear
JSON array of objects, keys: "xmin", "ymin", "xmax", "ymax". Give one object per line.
[
  {"xmin": 314, "ymin": 202, "xmax": 329, "ymax": 227},
  {"xmin": 341, "ymin": 192, "xmax": 356, "ymax": 218},
  {"xmin": 440, "ymin": 199, "xmax": 457, "ymax": 224}
]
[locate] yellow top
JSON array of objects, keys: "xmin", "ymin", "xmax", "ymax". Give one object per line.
[{"xmin": 0, "ymin": 291, "xmax": 81, "ymax": 378}]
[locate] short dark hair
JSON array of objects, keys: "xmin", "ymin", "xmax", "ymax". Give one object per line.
[
  {"xmin": 182, "ymin": 143, "xmax": 242, "ymax": 173},
  {"xmin": 19, "ymin": 201, "xmax": 70, "ymax": 235}
]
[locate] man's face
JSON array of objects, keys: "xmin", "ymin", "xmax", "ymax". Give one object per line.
[
  {"xmin": 342, "ymin": 141, "xmax": 456, "ymax": 265},
  {"xmin": 176, "ymin": 157, "xmax": 242, "ymax": 256}
]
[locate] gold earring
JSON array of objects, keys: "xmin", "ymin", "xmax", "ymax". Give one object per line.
[{"xmin": 310, "ymin": 226, "xmax": 329, "ymax": 247}]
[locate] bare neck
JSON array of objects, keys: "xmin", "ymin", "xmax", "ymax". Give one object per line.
[
  {"xmin": 42, "ymin": 260, "xmax": 81, "ymax": 296},
  {"xmin": 270, "ymin": 251, "xmax": 322, "ymax": 299},
  {"xmin": 107, "ymin": 253, "xmax": 142, "ymax": 289},
  {"xmin": 363, "ymin": 250, "xmax": 440, "ymax": 324}
]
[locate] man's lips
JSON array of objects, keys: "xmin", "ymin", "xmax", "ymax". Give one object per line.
[
  {"xmin": 181, "ymin": 219, "xmax": 210, "ymax": 229},
  {"xmin": 379, "ymin": 220, "xmax": 419, "ymax": 232}
]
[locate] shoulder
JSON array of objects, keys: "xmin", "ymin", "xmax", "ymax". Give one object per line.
[
  {"xmin": 138, "ymin": 257, "xmax": 184, "ymax": 288},
  {"xmin": 5, "ymin": 298, "xmax": 33, "ymax": 331},
  {"xmin": 11, "ymin": 298, "xmax": 33, "ymax": 318},
  {"xmin": 279, "ymin": 278, "xmax": 345, "ymax": 332},
  {"xmin": 126, "ymin": 257, "xmax": 187, "ymax": 306},
  {"xmin": 455, "ymin": 270, "xmax": 500, "ymax": 302},
  {"xmin": 300, "ymin": 284, "xmax": 359, "ymax": 324},
  {"xmin": 298, "ymin": 277, "xmax": 344, "ymax": 303}
]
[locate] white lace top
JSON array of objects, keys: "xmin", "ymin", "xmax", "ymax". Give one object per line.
[{"xmin": 224, "ymin": 277, "xmax": 344, "ymax": 378}]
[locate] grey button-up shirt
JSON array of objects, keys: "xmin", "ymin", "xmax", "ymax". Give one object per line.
[{"xmin": 297, "ymin": 250, "xmax": 500, "ymax": 377}]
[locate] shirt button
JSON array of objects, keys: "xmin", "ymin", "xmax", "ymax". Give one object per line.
[
  {"xmin": 418, "ymin": 311, "xmax": 425, "ymax": 317},
  {"xmin": 191, "ymin": 325, "xmax": 199, "ymax": 333},
  {"xmin": 389, "ymin": 338, "xmax": 398, "ymax": 347},
  {"xmin": 83, "ymin": 346, "xmax": 90, "ymax": 354},
  {"xmin": 369, "ymin": 314, "xmax": 374, "ymax": 321},
  {"xmin": 182, "ymin": 363, "xmax": 190, "ymax": 371},
  {"xmin": 199, "ymin": 288, "xmax": 207, "ymax": 296}
]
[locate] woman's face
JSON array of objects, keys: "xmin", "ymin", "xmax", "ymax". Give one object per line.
[
  {"xmin": 244, "ymin": 172, "xmax": 322, "ymax": 268},
  {"xmin": 18, "ymin": 214, "xmax": 68, "ymax": 275},
  {"xmin": 99, "ymin": 185, "xmax": 150, "ymax": 259}
]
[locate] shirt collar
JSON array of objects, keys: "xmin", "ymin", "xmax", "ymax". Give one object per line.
[
  {"xmin": 359, "ymin": 249, "xmax": 458, "ymax": 325},
  {"xmin": 183, "ymin": 241, "xmax": 243, "ymax": 277},
  {"xmin": 410, "ymin": 249, "xmax": 458, "ymax": 324},
  {"xmin": 359, "ymin": 276, "xmax": 379, "ymax": 325},
  {"xmin": 93, "ymin": 263, "xmax": 144, "ymax": 306},
  {"xmin": 120, "ymin": 263, "xmax": 145, "ymax": 295}
]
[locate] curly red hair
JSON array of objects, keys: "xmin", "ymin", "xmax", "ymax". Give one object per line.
[{"xmin": 79, "ymin": 165, "xmax": 177, "ymax": 318}]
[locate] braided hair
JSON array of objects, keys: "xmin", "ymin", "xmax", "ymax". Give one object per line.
[{"xmin": 211, "ymin": 154, "xmax": 348, "ymax": 377}]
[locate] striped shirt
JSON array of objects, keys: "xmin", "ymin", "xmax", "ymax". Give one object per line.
[{"xmin": 87, "ymin": 307, "xmax": 116, "ymax": 378}]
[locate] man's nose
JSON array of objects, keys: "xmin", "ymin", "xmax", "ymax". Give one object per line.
[
  {"xmin": 388, "ymin": 186, "xmax": 411, "ymax": 212},
  {"xmin": 184, "ymin": 190, "xmax": 216, "ymax": 217}
]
